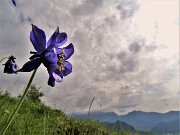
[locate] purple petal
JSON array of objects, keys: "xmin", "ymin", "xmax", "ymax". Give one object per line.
[
  {"xmin": 43, "ymin": 62, "xmax": 54, "ymax": 74},
  {"xmin": 30, "ymin": 24, "xmax": 46, "ymax": 52},
  {"xmin": 29, "ymin": 53, "xmax": 41, "ymax": 60},
  {"xmin": 55, "ymin": 32, "xmax": 67, "ymax": 48},
  {"xmin": 56, "ymin": 43, "xmax": 74, "ymax": 60},
  {"xmin": 46, "ymin": 64, "xmax": 56, "ymax": 87},
  {"xmin": 44, "ymin": 50, "xmax": 57, "ymax": 64},
  {"xmin": 52, "ymin": 72, "xmax": 63, "ymax": 82},
  {"xmin": 45, "ymin": 63, "xmax": 63, "ymax": 84},
  {"xmin": 63, "ymin": 43, "xmax": 74, "ymax": 60},
  {"xmin": 12, "ymin": 64, "xmax": 19, "ymax": 73},
  {"xmin": 19, "ymin": 58, "xmax": 41, "ymax": 72},
  {"xmin": 46, "ymin": 43, "xmax": 55, "ymax": 50},
  {"xmin": 48, "ymin": 74, "xmax": 55, "ymax": 87},
  {"xmin": 61, "ymin": 61, "xmax": 72, "ymax": 76},
  {"xmin": 3, "ymin": 56, "xmax": 19, "ymax": 74},
  {"xmin": 47, "ymin": 27, "xmax": 59, "ymax": 47}
]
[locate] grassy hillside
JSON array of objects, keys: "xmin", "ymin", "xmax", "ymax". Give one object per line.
[
  {"xmin": 0, "ymin": 90, "xmax": 141, "ymax": 135},
  {"xmin": 0, "ymin": 91, "xmax": 106, "ymax": 135}
]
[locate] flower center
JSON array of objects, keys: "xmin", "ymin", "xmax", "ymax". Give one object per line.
[{"xmin": 55, "ymin": 49, "xmax": 65, "ymax": 71}]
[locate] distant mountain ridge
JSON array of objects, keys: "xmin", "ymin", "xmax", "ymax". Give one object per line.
[
  {"xmin": 119, "ymin": 110, "xmax": 179, "ymax": 131},
  {"xmin": 71, "ymin": 110, "xmax": 180, "ymax": 133},
  {"xmin": 101, "ymin": 120, "xmax": 136, "ymax": 133},
  {"xmin": 151, "ymin": 119, "xmax": 180, "ymax": 134}
]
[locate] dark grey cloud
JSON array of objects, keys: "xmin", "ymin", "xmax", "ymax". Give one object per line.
[
  {"xmin": 129, "ymin": 42, "xmax": 141, "ymax": 53},
  {"xmin": 129, "ymin": 37, "xmax": 146, "ymax": 53},
  {"xmin": 116, "ymin": 0, "xmax": 140, "ymax": 19},
  {"xmin": 104, "ymin": 15, "xmax": 119, "ymax": 27},
  {"xmin": 120, "ymin": 54, "xmax": 139, "ymax": 72},
  {"xmin": 117, "ymin": 51, "xmax": 127, "ymax": 60},
  {"xmin": 100, "ymin": 49, "xmax": 140, "ymax": 81}
]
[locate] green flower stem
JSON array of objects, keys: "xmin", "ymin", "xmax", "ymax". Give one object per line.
[
  {"xmin": 0, "ymin": 57, "xmax": 8, "ymax": 63},
  {"xmin": 1, "ymin": 69, "xmax": 37, "ymax": 135}
]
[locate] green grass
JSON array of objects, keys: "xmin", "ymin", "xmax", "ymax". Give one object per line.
[
  {"xmin": 0, "ymin": 91, "xmax": 142, "ymax": 135},
  {"xmin": 0, "ymin": 92, "xmax": 106, "ymax": 135}
]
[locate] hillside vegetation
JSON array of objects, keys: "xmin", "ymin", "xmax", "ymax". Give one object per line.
[{"xmin": 0, "ymin": 85, "xmax": 140, "ymax": 135}]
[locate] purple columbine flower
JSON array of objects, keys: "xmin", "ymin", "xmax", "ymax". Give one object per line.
[
  {"xmin": 3, "ymin": 55, "xmax": 19, "ymax": 74},
  {"xmin": 19, "ymin": 24, "xmax": 74, "ymax": 87}
]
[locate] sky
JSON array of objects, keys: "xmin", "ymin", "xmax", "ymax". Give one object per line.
[{"xmin": 0, "ymin": 0, "xmax": 179, "ymax": 115}]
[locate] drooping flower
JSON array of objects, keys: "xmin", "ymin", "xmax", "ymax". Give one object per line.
[
  {"xmin": 19, "ymin": 24, "xmax": 74, "ymax": 87},
  {"xmin": 3, "ymin": 55, "xmax": 19, "ymax": 74}
]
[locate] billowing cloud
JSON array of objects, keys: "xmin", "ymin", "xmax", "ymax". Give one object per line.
[{"xmin": 0, "ymin": 0, "xmax": 179, "ymax": 115}]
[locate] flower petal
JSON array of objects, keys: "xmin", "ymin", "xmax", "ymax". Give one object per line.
[
  {"xmin": 12, "ymin": 64, "xmax": 19, "ymax": 73},
  {"xmin": 55, "ymin": 32, "xmax": 67, "ymax": 48},
  {"xmin": 44, "ymin": 50, "xmax": 57, "ymax": 64},
  {"xmin": 56, "ymin": 43, "xmax": 74, "ymax": 60},
  {"xmin": 3, "ymin": 56, "xmax": 19, "ymax": 74},
  {"xmin": 29, "ymin": 53, "xmax": 41, "ymax": 60},
  {"xmin": 63, "ymin": 43, "xmax": 74, "ymax": 60},
  {"xmin": 44, "ymin": 62, "xmax": 54, "ymax": 74},
  {"xmin": 19, "ymin": 58, "xmax": 41, "ymax": 72},
  {"xmin": 46, "ymin": 43, "xmax": 55, "ymax": 50},
  {"xmin": 45, "ymin": 64, "xmax": 56, "ymax": 87},
  {"xmin": 30, "ymin": 24, "xmax": 46, "ymax": 52},
  {"xmin": 47, "ymin": 27, "xmax": 59, "ymax": 47},
  {"xmin": 48, "ymin": 74, "xmax": 55, "ymax": 87},
  {"xmin": 52, "ymin": 72, "xmax": 63, "ymax": 82},
  {"xmin": 61, "ymin": 61, "xmax": 72, "ymax": 76}
]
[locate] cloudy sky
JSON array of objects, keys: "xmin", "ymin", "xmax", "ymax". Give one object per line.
[{"xmin": 0, "ymin": 0, "xmax": 179, "ymax": 115}]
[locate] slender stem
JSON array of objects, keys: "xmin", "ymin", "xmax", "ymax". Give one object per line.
[
  {"xmin": 43, "ymin": 114, "xmax": 46, "ymax": 135},
  {"xmin": 1, "ymin": 69, "xmax": 37, "ymax": 135},
  {"xmin": 0, "ymin": 57, "xmax": 8, "ymax": 63},
  {"xmin": 88, "ymin": 97, "xmax": 95, "ymax": 117}
]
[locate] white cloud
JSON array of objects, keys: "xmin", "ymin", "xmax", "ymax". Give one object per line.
[{"xmin": 0, "ymin": 0, "xmax": 179, "ymax": 115}]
